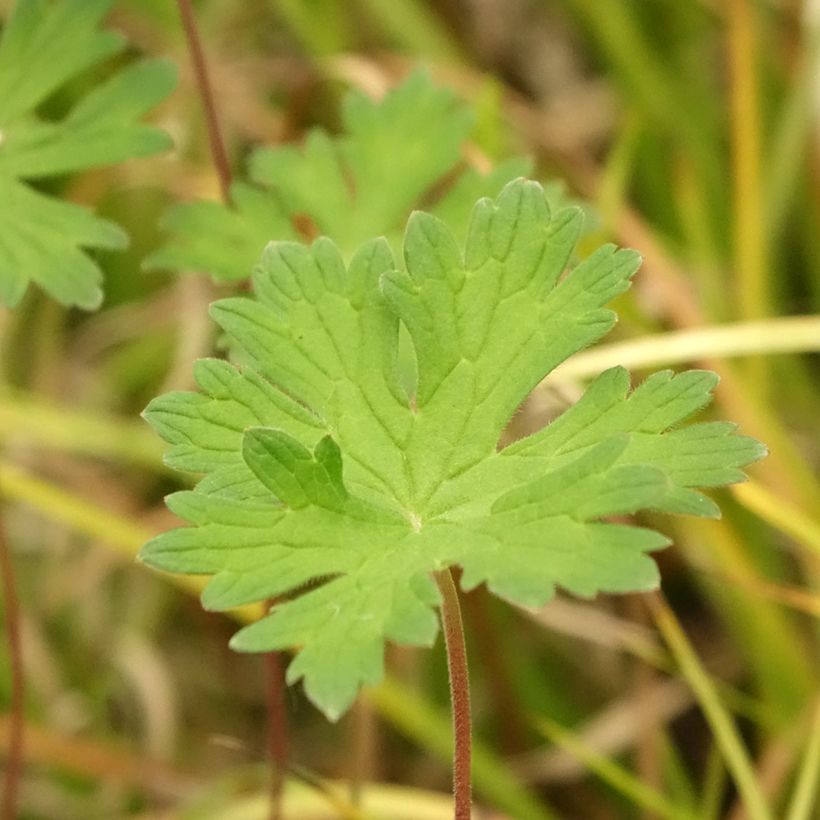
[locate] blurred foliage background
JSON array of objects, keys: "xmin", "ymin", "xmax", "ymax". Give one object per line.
[{"xmin": 1, "ymin": 0, "xmax": 820, "ymax": 818}]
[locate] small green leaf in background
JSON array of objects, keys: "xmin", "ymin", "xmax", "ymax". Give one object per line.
[
  {"xmin": 141, "ymin": 179, "xmax": 765, "ymax": 721},
  {"xmin": 0, "ymin": 0, "xmax": 176, "ymax": 310},
  {"xmin": 146, "ymin": 70, "xmax": 533, "ymax": 280}
]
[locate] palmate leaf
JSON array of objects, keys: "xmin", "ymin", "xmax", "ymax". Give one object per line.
[
  {"xmin": 0, "ymin": 0, "xmax": 175, "ymax": 309},
  {"xmin": 146, "ymin": 70, "xmax": 533, "ymax": 280},
  {"xmin": 141, "ymin": 179, "xmax": 765, "ymax": 720}
]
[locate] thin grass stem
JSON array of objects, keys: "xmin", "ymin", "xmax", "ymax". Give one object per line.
[
  {"xmin": 726, "ymin": 0, "xmax": 769, "ymax": 389},
  {"xmin": 0, "ymin": 482, "xmax": 24, "ymax": 820},
  {"xmin": 784, "ymin": 700, "xmax": 820, "ymax": 820},
  {"xmin": 648, "ymin": 593, "xmax": 773, "ymax": 820},
  {"xmin": 533, "ymin": 715, "xmax": 696, "ymax": 820},
  {"xmin": 544, "ymin": 315, "xmax": 820, "ymax": 382}
]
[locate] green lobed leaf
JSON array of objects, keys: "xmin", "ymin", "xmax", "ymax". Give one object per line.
[
  {"xmin": 146, "ymin": 70, "xmax": 536, "ymax": 280},
  {"xmin": 141, "ymin": 179, "xmax": 765, "ymax": 720},
  {"xmin": 0, "ymin": 0, "xmax": 176, "ymax": 309}
]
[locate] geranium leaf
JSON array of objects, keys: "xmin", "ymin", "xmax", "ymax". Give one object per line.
[
  {"xmin": 0, "ymin": 0, "xmax": 175, "ymax": 309},
  {"xmin": 141, "ymin": 179, "xmax": 765, "ymax": 720}
]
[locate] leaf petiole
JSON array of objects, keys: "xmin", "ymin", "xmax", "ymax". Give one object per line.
[{"xmin": 435, "ymin": 568, "xmax": 472, "ymax": 819}]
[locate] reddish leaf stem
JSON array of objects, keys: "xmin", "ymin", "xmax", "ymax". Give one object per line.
[
  {"xmin": 461, "ymin": 586, "xmax": 527, "ymax": 753},
  {"xmin": 0, "ymin": 486, "xmax": 24, "ymax": 820},
  {"xmin": 175, "ymin": 0, "xmax": 232, "ymax": 201},
  {"xmin": 434, "ymin": 569, "xmax": 472, "ymax": 819},
  {"xmin": 349, "ymin": 694, "xmax": 377, "ymax": 805},
  {"xmin": 174, "ymin": 8, "xmax": 288, "ymax": 815},
  {"xmin": 264, "ymin": 649, "xmax": 288, "ymax": 820}
]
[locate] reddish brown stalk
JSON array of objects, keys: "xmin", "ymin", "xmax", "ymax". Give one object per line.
[
  {"xmin": 175, "ymin": 0, "xmax": 232, "ymax": 202},
  {"xmin": 0, "ymin": 487, "xmax": 24, "ymax": 820},
  {"xmin": 434, "ymin": 569, "xmax": 472, "ymax": 819},
  {"xmin": 264, "ymin": 648, "xmax": 288, "ymax": 820},
  {"xmin": 461, "ymin": 585, "xmax": 527, "ymax": 753},
  {"xmin": 174, "ymin": 7, "xmax": 288, "ymax": 814},
  {"xmin": 349, "ymin": 695, "xmax": 376, "ymax": 805}
]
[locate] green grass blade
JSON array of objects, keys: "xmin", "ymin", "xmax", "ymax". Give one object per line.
[
  {"xmin": 784, "ymin": 701, "xmax": 820, "ymax": 820},
  {"xmin": 356, "ymin": 0, "xmax": 464, "ymax": 61},
  {"xmin": 650, "ymin": 595, "xmax": 773, "ymax": 820},
  {"xmin": 545, "ymin": 316, "xmax": 820, "ymax": 382},
  {"xmin": 533, "ymin": 715, "xmax": 697, "ymax": 820}
]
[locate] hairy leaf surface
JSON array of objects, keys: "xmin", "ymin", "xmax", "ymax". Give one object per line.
[
  {"xmin": 0, "ymin": 0, "xmax": 175, "ymax": 308},
  {"xmin": 142, "ymin": 180, "xmax": 765, "ymax": 719}
]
